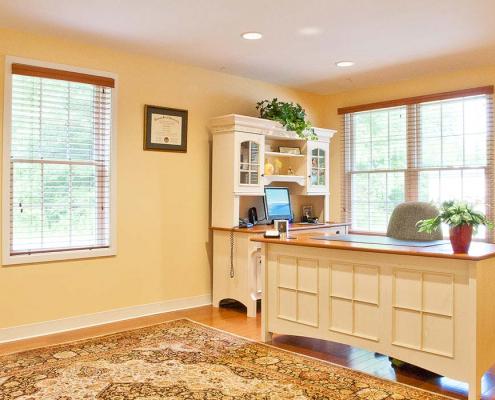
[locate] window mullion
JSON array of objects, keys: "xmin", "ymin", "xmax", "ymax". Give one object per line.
[
  {"xmin": 440, "ymin": 103, "xmax": 444, "ymax": 167},
  {"xmin": 95, "ymin": 87, "xmax": 106, "ymax": 246},
  {"xmin": 67, "ymin": 82, "xmax": 71, "ymax": 162},
  {"xmin": 69, "ymin": 164, "xmax": 73, "ymax": 248},
  {"xmin": 367, "ymin": 172, "xmax": 371, "ymax": 232},
  {"xmin": 485, "ymin": 95, "xmax": 494, "ymax": 242},
  {"xmin": 41, "ymin": 162, "xmax": 44, "ymax": 250},
  {"xmin": 95, "ymin": 86, "xmax": 101, "ymax": 245},
  {"xmin": 386, "ymin": 110, "xmax": 391, "ymax": 225},
  {"xmin": 9, "ymin": 160, "xmax": 14, "ymax": 254},
  {"xmin": 462, "ymin": 100, "xmax": 466, "ymax": 167},
  {"xmin": 40, "ymin": 78, "xmax": 45, "ymax": 251},
  {"xmin": 405, "ymin": 104, "xmax": 418, "ymax": 202},
  {"xmin": 369, "ymin": 114, "xmax": 373, "ymax": 171},
  {"xmin": 344, "ymin": 114, "xmax": 353, "ymax": 223}
]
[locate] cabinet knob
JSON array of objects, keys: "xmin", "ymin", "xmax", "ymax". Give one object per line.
[
  {"xmin": 336, "ymin": 230, "xmax": 340, "ymax": 234},
  {"xmin": 261, "ymin": 173, "xmax": 265, "ymax": 177}
]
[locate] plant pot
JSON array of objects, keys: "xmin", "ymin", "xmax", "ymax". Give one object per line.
[{"xmin": 449, "ymin": 224, "xmax": 473, "ymax": 253}]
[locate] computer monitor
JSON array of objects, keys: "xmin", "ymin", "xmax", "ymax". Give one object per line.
[{"xmin": 264, "ymin": 187, "xmax": 292, "ymax": 223}]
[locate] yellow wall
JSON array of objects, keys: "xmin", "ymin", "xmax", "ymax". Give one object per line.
[
  {"xmin": 323, "ymin": 65, "xmax": 495, "ymax": 221},
  {"xmin": 0, "ymin": 28, "xmax": 325, "ymax": 329},
  {"xmin": 2, "ymin": 26, "xmax": 494, "ymax": 331}
]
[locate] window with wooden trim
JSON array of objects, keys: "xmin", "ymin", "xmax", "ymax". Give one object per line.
[
  {"xmin": 340, "ymin": 87, "xmax": 494, "ymax": 238},
  {"xmin": 3, "ymin": 58, "xmax": 117, "ymax": 264}
]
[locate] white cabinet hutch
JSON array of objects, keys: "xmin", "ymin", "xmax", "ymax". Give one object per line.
[
  {"xmin": 306, "ymin": 140, "xmax": 330, "ymax": 194},
  {"xmin": 235, "ymin": 132, "xmax": 265, "ymax": 195},
  {"xmin": 210, "ymin": 114, "xmax": 347, "ymax": 316}
]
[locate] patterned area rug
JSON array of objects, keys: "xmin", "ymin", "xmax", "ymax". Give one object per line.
[{"xmin": 0, "ymin": 319, "xmax": 451, "ymax": 399}]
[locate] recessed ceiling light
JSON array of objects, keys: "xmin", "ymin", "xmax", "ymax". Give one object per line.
[
  {"xmin": 335, "ymin": 61, "xmax": 355, "ymax": 67},
  {"xmin": 298, "ymin": 27, "xmax": 322, "ymax": 36},
  {"xmin": 241, "ymin": 32, "xmax": 263, "ymax": 40}
]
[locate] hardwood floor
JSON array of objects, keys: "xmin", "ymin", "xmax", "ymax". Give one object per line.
[{"xmin": 1, "ymin": 302, "xmax": 494, "ymax": 399}]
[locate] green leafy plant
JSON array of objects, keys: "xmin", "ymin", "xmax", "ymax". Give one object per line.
[
  {"xmin": 256, "ymin": 98, "xmax": 316, "ymax": 140},
  {"xmin": 417, "ymin": 201, "xmax": 494, "ymax": 234}
]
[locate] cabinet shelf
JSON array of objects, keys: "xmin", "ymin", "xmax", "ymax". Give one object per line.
[
  {"xmin": 263, "ymin": 175, "xmax": 306, "ymax": 186},
  {"xmin": 265, "ymin": 151, "xmax": 305, "ymax": 158}
]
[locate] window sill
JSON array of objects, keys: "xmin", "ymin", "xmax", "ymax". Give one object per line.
[{"xmin": 2, "ymin": 246, "xmax": 117, "ymax": 266}]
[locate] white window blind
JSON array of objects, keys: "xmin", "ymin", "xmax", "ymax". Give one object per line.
[
  {"xmin": 341, "ymin": 87, "xmax": 494, "ymax": 238},
  {"xmin": 6, "ymin": 61, "xmax": 115, "ymax": 260}
]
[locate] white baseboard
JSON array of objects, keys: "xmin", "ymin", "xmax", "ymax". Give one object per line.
[{"xmin": 0, "ymin": 293, "xmax": 212, "ymax": 344}]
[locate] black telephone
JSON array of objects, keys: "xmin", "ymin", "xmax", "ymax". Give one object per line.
[
  {"xmin": 302, "ymin": 216, "xmax": 319, "ymax": 224},
  {"xmin": 248, "ymin": 207, "xmax": 258, "ymax": 225},
  {"xmin": 238, "ymin": 218, "xmax": 253, "ymax": 228}
]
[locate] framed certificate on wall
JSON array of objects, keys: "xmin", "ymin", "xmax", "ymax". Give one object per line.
[{"xmin": 144, "ymin": 105, "xmax": 188, "ymax": 152}]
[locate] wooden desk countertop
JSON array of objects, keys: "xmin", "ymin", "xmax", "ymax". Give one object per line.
[
  {"xmin": 211, "ymin": 222, "xmax": 350, "ymax": 234},
  {"xmin": 251, "ymin": 232, "xmax": 495, "ymax": 261}
]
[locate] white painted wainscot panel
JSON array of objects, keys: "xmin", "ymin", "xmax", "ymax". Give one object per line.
[{"xmin": 259, "ymin": 243, "xmax": 495, "ymax": 400}]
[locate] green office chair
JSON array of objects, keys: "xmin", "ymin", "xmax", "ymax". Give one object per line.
[
  {"xmin": 387, "ymin": 202, "xmax": 443, "ymax": 241},
  {"xmin": 387, "ymin": 202, "xmax": 442, "ymax": 368}
]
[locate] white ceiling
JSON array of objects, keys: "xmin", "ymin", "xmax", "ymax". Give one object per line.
[{"xmin": 1, "ymin": 0, "xmax": 495, "ymax": 94}]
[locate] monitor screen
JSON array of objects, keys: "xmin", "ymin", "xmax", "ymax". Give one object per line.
[{"xmin": 264, "ymin": 187, "xmax": 292, "ymax": 221}]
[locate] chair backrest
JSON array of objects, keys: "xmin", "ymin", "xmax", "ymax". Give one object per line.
[{"xmin": 387, "ymin": 202, "xmax": 443, "ymax": 241}]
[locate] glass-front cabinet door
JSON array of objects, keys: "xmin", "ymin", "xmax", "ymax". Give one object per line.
[
  {"xmin": 235, "ymin": 132, "xmax": 264, "ymax": 194},
  {"xmin": 307, "ymin": 141, "xmax": 329, "ymax": 193}
]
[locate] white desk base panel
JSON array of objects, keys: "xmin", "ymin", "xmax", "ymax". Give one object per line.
[{"xmin": 259, "ymin": 243, "xmax": 495, "ymax": 400}]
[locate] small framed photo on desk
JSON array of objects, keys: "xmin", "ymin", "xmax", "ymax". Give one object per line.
[
  {"xmin": 274, "ymin": 220, "xmax": 289, "ymax": 239},
  {"xmin": 144, "ymin": 105, "xmax": 188, "ymax": 152}
]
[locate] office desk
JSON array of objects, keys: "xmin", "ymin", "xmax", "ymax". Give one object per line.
[
  {"xmin": 211, "ymin": 223, "xmax": 350, "ymax": 317},
  {"xmin": 251, "ymin": 232, "xmax": 495, "ymax": 400}
]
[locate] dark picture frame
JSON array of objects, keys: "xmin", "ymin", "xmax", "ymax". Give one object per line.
[{"xmin": 144, "ymin": 105, "xmax": 188, "ymax": 152}]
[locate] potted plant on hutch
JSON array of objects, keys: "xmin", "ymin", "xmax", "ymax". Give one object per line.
[
  {"xmin": 417, "ymin": 201, "xmax": 493, "ymax": 253},
  {"xmin": 256, "ymin": 98, "xmax": 317, "ymax": 140}
]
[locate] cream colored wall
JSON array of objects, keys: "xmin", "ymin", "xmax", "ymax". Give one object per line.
[
  {"xmin": 0, "ymin": 28, "xmax": 325, "ymax": 329},
  {"xmin": 3, "ymin": 26, "xmax": 494, "ymax": 331},
  {"xmin": 323, "ymin": 65, "xmax": 495, "ymax": 221}
]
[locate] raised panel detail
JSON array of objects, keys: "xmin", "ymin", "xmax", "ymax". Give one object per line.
[
  {"xmin": 354, "ymin": 265, "xmax": 379, "ymax": 304},
  {"xmin": 331, "ymin": 264, "xmax": 353, "ymax": 299},
  {"xmin": 395, "ymin": 270, "xmax": 422, "ymax": 310},
  {"xmin": 423, "ymin": 273, "xmax": 453, "ymax": 316},
  {"xmin": 354, "ymin": 302, "xmax": 379, "ymax": 340},
  {"xmin": 278, "ymin": 288, "xmax": 297, "ymax": 321},
  {"xmin": 278, "ymin": 256, "xmax": 297, "ymax": 290},
  {"xmin": 330, "ymin": 298, "xmax": 353, "ymax": 333},
  {"xmin": 277, "ymin": 256, "xmax": 319, "ymax": 327},
  {"xmin": 329, "ymin": 263, "xmax": 380, "ymax": 341},
  {"xmin": 423, "ymin": 314, "xmax": 454, "ymax": 356},
  {"xmin": 394, "ymin": 309, "xmax": 421, "ymax": 349},
  {"xmin": 392, "ymin": 268, "xmax": 454, "ymax": 357},
  {"xmin": 298, "ymin": 292, "xmax": 318, "ymax": 326},
  {"xmin": 298, "ymin": 258, "xmax": 318, "ymax": 293}
]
